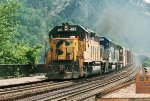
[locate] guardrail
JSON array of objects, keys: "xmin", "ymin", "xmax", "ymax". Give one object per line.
[{"xmin": 0, "ymin": 64, "xmax": 46, "ymax": 78}]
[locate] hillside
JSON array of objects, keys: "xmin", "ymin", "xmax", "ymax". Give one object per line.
[
  {"xmin": 1, "ymin": 0, "xmax": 150, "ymax": 64},
  {"xmin": 16, "ymin": 0, "xmax": 150, "ymax": 50}
]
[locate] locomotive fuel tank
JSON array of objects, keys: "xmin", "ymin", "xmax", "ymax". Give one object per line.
[
  {"xmin": 91, "ymin": 66, "xmax": 101, "ymax": 74},
  {"xmin": 88, "ymin": 62, "xmax": 101, "ymax": 75}
]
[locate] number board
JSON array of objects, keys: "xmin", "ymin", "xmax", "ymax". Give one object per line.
[{"xmin": 57, "ymin": 27, "xmax": 76, "ymax": 32}]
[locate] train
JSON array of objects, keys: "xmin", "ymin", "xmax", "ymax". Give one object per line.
[{"xmin": 45, "ymin": 23, "xmax": 134, "ymax": 79}]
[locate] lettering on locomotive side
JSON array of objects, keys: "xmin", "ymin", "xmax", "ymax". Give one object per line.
[
  {"xmin": 99, "ymin": 37, "xmax": 104, "ymax": 41},
  {"xmin": 136, "ymin": 74, "xmax": 150, "ymax": 93},
  {"xmin": 70, "ymin": 27, "xmax": 76, "ymax": 31},
  {"xmin": 57, "ymin": 28, "xmax": 63, "ymax": 32},
  {"xmin": 57, "ymin": 27, "xmax": 76, "ymax": 32}
]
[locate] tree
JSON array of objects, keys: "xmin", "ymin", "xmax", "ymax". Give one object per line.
[
  {"xmin": 0, "ymin": 1, "xmax": 42, "ymax": 64},
  {"xmin": 0, "ymin": 0, "xmax": 20, "ymax": 64}
]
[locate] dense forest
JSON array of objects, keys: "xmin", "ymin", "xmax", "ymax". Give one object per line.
[
  {"xmin": 1, "ymin": 0, "xmax": 150, "ymax": 65},
  {"xmin": 0, "ymin": 0, "xmax": 42, "ymax": 65}
]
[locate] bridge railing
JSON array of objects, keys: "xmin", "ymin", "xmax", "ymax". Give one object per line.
[{"xmin": 0, "ymin": 64, "xmax": 46, "ymax": 78}]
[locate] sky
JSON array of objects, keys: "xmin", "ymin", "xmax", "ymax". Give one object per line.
[{"xmin": 144, "ymin": 0, "xmax": 150, "ymax": 3}]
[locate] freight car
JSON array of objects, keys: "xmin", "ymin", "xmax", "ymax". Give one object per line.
[{"xmin": 45, "ymin": 23, "xmax": 133, "ymax": 79}]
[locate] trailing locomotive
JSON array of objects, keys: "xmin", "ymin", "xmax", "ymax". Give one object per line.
[{"xmin": 45, "ymin": 23, "xmax": 134, "ymax": 79}]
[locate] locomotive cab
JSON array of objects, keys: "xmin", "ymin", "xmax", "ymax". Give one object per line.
[
  {"xmin": 99, "ymin": 37, "xmax": 121, "ymax": 72},
  {"xmin": 99, "ymin": 37, "xmax": 110, "ymax": 72}
]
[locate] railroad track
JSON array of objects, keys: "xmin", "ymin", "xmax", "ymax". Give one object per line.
[
  {"xmin": 71, "ymin": 65, "xmax": 140, "ymax": 101},
  {"xmin": 19, "ymin": 65, "xmax": 138, "ymax": 101},
  {"xmin": 0, "ymin": 71, "xmax": 111, "ymax": 100},
  {"xmin": 0, "ymin": 71, "xmax": 119, "ymax": 101},
  {"xmin": 0, "ymin": 80, "xmax": 75, "ymax": 100}
]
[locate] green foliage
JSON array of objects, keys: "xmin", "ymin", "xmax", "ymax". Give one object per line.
[
  {"xmin": 0, "ymin": 0, "xmax": 42, "ymax": 65},
  {"xmin": 143, "ymin": 59, "xmax": 150, "ymax": 67},
  {"xmin": 0, "ymin": 0, "xmax": 20, "ymax": 64},
  {"xmin": 26, "ymin": 44, "xmax": 43, "ymax": 67},
  {"xmin": 17, "ymin": 0, "xmax": 73, "ymax": 46}
]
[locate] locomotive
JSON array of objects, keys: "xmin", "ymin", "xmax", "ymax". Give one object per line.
[{"xmin": 45, "ymin": 23, "xmax": 134, "ymax": 79}]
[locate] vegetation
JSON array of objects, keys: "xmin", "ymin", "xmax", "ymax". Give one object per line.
[
  {"xmin": 143, "ymin": 59, "xmax": 150, "ymax": 67},
  {"xmin": 0, "ymin": 0, "xmax": 19, "ymax": 64},
  {"xmin": 0, "ymin": 0, "xmax": 42, "ymax": 65}
]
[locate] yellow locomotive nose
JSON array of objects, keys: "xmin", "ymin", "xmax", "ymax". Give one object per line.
[
  {"xmin": 56, "ymin": 40, "xmax": 70, "ymax": 60},
  {"xmin": 57, "ymin": 42, "xmax": 66, "ymax": 60}
]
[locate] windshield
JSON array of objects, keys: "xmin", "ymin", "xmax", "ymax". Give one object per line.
[{"xmin": 50, "ymin": 32, "xmax": 78, "ymax": 38}]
